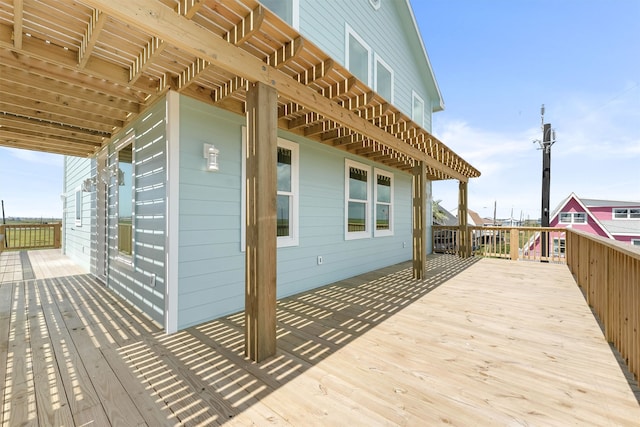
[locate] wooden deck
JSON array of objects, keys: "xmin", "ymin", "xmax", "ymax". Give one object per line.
[{"xmin": 1, "ymin": 252, "xmax": 639, "ymax": 426}]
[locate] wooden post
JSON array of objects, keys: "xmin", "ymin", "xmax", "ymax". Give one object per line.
[
  {"xmin": 458, "ymin": 181, "xmax": 470, "ymax": 258},
  {"xmin": 245, "ymin": 81, "xmax": 278, "ymax": 362},
  {"xmin": 510, "ymin": 228, "xmax": 518, "ymax": 261},
  {"xmin": 53, "ymin": 223, "xmax": 62, "ymax": 248},
  {"xmin": 412, "ymin": 162, "xmax": 426, "ymax": 279}
]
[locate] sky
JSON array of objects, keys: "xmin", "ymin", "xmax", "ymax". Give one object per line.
[
  {"xmin": 0, "ymin": 0, "xmax": 638, "ymax": 220},
  {"xmin": 415, "ymin": 0, "xmax": 640, "ymax": 220}
]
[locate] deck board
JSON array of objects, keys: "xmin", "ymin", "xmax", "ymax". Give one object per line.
[{"xmin": 0, "ymin": 252, "xmax": 639, "ymax": 426}]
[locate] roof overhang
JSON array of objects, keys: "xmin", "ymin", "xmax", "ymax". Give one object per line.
[{"xmin": 0, "ymin": 0, "xmax": 480, "ymax": 181}]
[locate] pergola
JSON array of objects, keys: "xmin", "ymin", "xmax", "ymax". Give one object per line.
[{"xmin": 0, "ymin": 0, "xmax": 480, "ymax": 361}]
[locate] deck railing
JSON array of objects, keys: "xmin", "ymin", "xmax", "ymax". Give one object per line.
[
  {"xmin": 0, "ymin": 223, "xmax": 62, "ymax": 251},
  {"xmin": 566, "ymin": 229, "xmax": 640, "ymax": 383},
  {"xmin": 433, "ymin": 224, "xmax": 639, "ymax": 383},
  {"xmin": 433, "ymin": 225, "xmax": 567, "ymax": 263}
]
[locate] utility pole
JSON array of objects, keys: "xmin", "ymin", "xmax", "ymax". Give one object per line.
[{"xmin": 534, "ymin": 105, "xmax": 556, "ymax": 261}]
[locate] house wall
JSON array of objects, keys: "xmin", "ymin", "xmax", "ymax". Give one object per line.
[
  {"xmin": 298, "ymin": 0, "xmax": 434, "ymax": 130},
  {"xmin": 176, "ymin": 95, "xmax": 413, "ymax": 329},
  {"xmin": 105, "ymin": 98, "xmax": 167, "ymax": 325},
  {"xmin": 549, "ymin": 198, "xmax": 609, "ymax": 237},
  {"xmin": 62, "ymin": 156, "xmax": 94, "ymax": 272}
]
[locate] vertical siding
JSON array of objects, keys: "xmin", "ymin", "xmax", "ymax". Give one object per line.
[
  {"xmin": 106, "ymin": 99, "xmax": 167, "ymax": 324},
  {"xmin": 299, "ymin": 0, "xmax": 434, "ymax": 130},
  {"xmin": 62, "ymin": 156, "xmax": 93, "ymax": 272},
  {"xmin": 176, "ymin": 96, "xmax": 413, "ymax": 329}
]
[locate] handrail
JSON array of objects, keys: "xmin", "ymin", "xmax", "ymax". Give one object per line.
[
  {"xmin": 0, "ymin": 223, "xmax": 62, "ymax": 250},
  {"xmin": 566, "ymin": 228, "xmax": 640, "ymax": 383},
  {"xmin": 432, "ymin": 225, "xmax": 567, "ymax": 263}
]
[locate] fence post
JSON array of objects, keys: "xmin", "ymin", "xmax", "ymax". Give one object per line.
[
  {"xmin": 510, "ymin": 228, "xmax": 518, "ymax": 261},
  {"xmin": 54, "ymin": 223, "xmax": 62, "ymax": 249}
]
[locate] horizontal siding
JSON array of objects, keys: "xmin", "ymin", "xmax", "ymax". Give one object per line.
[
  {"xmin": 176, "ymin": 96, "xmax": 414, "ymax": 330},
  {"xmin": 62, "ymin": 156, "xmax": 93, "ymax": 272},
  {"xmin": 299, "ymin": 0, "xmax": 434, "ymax": 130},
  {"xmin": 106, "ymin": 98, "xmax": 167, "ymax": 325}
]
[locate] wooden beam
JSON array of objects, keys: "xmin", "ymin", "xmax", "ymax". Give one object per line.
[
  {"xmin": 0, "ymin": 64, "xmax": 139, "ymax": 114},
  {"xmin": 177, "ymin": 57, "xmax": 210, "ymax": 91},
  {"xmin": 245, "ymin": 81, "xmax": 278, "ymax": 363},
  {"xmin": 295, "ymin": 59, "xmax": 333, "ymax": 85},
  {"xmin": 130, "ymin": 37, "xmax": 167, "ymax": 84},
  {"xmin": 266, "ymin": 37, "xmax": 303, "ymax": 68},
  {"xmin": 176, "ymin": 0, "xmax": 205, "ymax": 19},
  {"xmin": 225, "ymin": 5, "xmax": 264, "ymax": 46},
  {"xmin": 287, "ymin": 112, "xmax": 320, "ymax": 130},
  {"xmin": 0, "ymin": 114, "xmax": 106, "ymax": 143},
  {"xmin": 0, "ymin": 23, "xmax": 157, "ymax": 95},
  {"xmin": 12, "ymin": 0, "xmax": 23, "ymax": 49},
  {"xmin": 211, "ymin": 76, "xmax": 248, "ymax": 104},
  {"xmin": 78, "ymin": 9, "xmax": 107, "ymax": 68},
  {"xmin": 81, "ymin": 0, "xmax": 468, "ymax": 182}
]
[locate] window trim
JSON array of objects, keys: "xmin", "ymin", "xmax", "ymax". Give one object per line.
[
  {"xmin": 559, "ymin": 211, "xmax": 587, "ymax": 224},
  {"xmin": 75, "ymin": 189, "xmax": 82, "ymax": 226},
  {"xmin": 345, "ymin": 24, "xmax": 372, "ymax": 86},
  {"xmin": 612, "ymin": 208, "xmax": 640, "ymax": 220},
  {"xmin": 412, "ymin": 91, "xmax": 425, "ymax": 127},
  {"xmin": 373, "ymin": 167, "xmax": 393, "ymax": 237},
  {"xmin": 345, "ymin": 159, "xmax": 371, "ymax": 240},
  {"xmin": 374, "ymin": 53, "xmax": 394, "ymax": 103},
  {"xmin": 276, "ymin": 138, "xmax": 300, "ymax": 248},
  {"xmin": 261, "ymin": 0, "xmax": 299, "ymax": 30},
  {"xmin": 553, "ymin": 237, "xmax": 566, "ymax": 255},
  {"xmin": 114, "ymin": 132, "xmax": 135, "ymax": 264},
  {"xmin": 241, "ymin": 129, "xmax": 300, "ymax": 250},
  {"xmin": 369, "ymin": 0, "xmax": 381, "ymax": 10}
]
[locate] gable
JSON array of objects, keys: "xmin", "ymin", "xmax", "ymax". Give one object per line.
[{"xmin": 550, "ymin": 193, "xmax": 613, "ymax": 238}]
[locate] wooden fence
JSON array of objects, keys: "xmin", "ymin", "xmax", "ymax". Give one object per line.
[
  {"xmin": 0, "ymin": 223, "xmax": 62, "ymax": 251},
  {"xmin": 566, "ymin": 229, "xmax": 640, "ymax": 384},
  {"xmin": 433, "ymin": 225, "xmax": 567, "ymax": 263}
]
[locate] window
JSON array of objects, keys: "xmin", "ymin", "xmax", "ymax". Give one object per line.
[
  {"xmin": 241, "ymin": 131, "xmax": 299, "ymax": 248},
  {"xmin": 632, "ymin": 239, "xmax": 640, "ymax": 247},
  {"xmin": 116, "ymin": 135, "xmax": 134, "ymax": 257},
  {"xmin": 346, "ymin": 25, "xmax": 371, "ymax": 86},
  {"xmin": 374, "ymin": 55, "xmax": 394, "ymax": 102},
  {"xmin": 345, "ymin": 159, "xmax": 370, "ymax": 239},
  {"xmin": 374, "ymin": 168, "xmax": 393, "ymax": 236},
  {"xmin": 553, "ymin": 238, "xmax": 566, "ymax": 255},
  {"xmin": 75, "ymin": 190, "xmax": 82, "ymax": 226},
  {"xmin": 260, "ymin": 0, "xmax": 299, "ymax": 29},
  {"xmin": 276, "ymin": 139, "xmax": 299, "ymax": 247},
  {"xmin": 412, "ymin": 91, "xmax": 424, "ymax": 127},
  {"xmin": 559, "ymin": 212, "xmax": 586, "ymax": 224},
  {"xmin": 613, "ymin": 208, "xmax": 640, "ymax": 219}
]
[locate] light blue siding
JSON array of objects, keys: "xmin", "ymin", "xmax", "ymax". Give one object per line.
[
  {"xmin": 299, "ymin": 0, "xmax": 434, "ymax": 130},
  {"xmin": 176, "ymin": 95, "xmax": 413, "ymax": 329},
  {"xmin": 105, "ymin": 98, "xmax": 167, "ymax": 324},
  {"xmin": 62, "ymin": 156, "xmax": 93, "ymax": 272}
]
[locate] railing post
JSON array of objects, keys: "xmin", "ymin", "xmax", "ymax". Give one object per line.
[
  {"xmin": 54, "ymin": 223, "xmax": 62, "ymax": 249},
  {"xmin": 509, "ymin": 228, "xmax": 518, "ymax": 261}
]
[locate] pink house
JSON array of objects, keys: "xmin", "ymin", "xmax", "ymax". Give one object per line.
[{"xmin": 549, "ymin": 193, "xmax": 640, "ymax": 251}]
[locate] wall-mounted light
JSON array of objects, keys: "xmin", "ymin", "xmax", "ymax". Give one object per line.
[
  {"xmin": 81, "ymin": 176, "xmax": 97, "ymax": 192},
  {"xmin": 203, "ymin": 143, "xmax": 219, "ymax": 172}
]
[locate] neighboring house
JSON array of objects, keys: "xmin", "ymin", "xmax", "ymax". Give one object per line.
[
  {"xmin": 54, "ymin": 0, "xmax": 480, "ymax": 338},
  {"xmin": 549, "ymin": 193, "xmax": 640, "ymax": 248}
]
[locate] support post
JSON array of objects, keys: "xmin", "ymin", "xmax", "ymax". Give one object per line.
[
  {"xmin": 458, "ymin": 181, "xmax": 470, "ymax": 258},
  {"xmin": 245, "ymin": 81, "xmax": 278, "ymax": 362},
  {"xmin": 412, "ymin": 162, "xmax": 426, "ymax": 279},
  {"xmin": 540, "ymin": 122, "xmax": 551, "ymax": 261}
]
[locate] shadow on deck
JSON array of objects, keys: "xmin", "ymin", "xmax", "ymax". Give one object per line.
[{"xmin": 1, "ymin": 251, "xmax": 639, "ymax": 425}]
